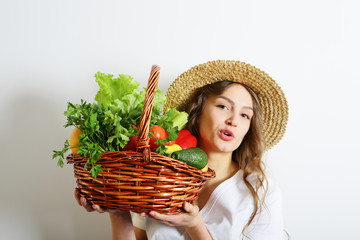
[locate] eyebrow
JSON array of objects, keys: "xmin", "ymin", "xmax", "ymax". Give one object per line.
[{"xmin": 217, "ymin": 96, "xmax": 254, "ymax": 111}]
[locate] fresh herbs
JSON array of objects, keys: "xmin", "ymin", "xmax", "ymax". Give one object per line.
[{"xmin": 52, "ymin": 72, "xmax": 187, "ymax": 178}]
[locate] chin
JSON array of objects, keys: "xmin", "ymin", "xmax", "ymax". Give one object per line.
[
  {"xmin": 216, "ymin": 145, "xmax": 237, "ymax": 153},
  {"xmin": 216, "ymin": 141, "xmax": 242, "ymax": 153}
]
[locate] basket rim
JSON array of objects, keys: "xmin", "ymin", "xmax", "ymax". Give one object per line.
[{"xmin": 67, "ymin": 151, "xmax": 216, "ymax": 179}]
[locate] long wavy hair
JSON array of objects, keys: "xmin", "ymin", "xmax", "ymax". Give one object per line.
[{"xmin": 185, "ymin": 81, "xmax": 268, "ymax": 237}]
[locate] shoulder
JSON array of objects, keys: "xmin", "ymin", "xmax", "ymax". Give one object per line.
[
  {"xmin": 242, "ymin": 171, "xmax": 283, "ymax": 203},
  {"xmin": 264, "ymin": 177, "xmax": 283, "ymax": 207},
  {"xmin": 245, "ymin": 176, "xmax": 285, "ymax": 239}
]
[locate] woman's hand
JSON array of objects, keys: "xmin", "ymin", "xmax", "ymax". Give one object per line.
[
  {"xmin": 142, "ymin": 202, "xmax": 201, "ymax": 228},
  {"xmin": 144, "ymin": 202, "xmax": 213, "ymax": 239},
  {"xmin": 74, "ymin": 188, "xmax": 126, "ymax": 215}
]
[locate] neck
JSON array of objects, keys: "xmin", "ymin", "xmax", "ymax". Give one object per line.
[{"xmin": 206, "ymin": 151, "xmax": 238, "ymax": 181}]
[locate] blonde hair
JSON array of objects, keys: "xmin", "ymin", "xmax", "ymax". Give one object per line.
[{"xmin": 186, "ymin": 81, "xmax": 268, "ymax": 237}]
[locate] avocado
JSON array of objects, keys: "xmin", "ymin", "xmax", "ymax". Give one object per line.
[{"xmin": 171, "ymin": 147, "xmax": 208, "ymax": 170}]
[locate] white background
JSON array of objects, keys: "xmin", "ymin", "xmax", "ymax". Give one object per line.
[{"xmin": 1, "ymin": 0, "xmax": 359, "ymax": 239}]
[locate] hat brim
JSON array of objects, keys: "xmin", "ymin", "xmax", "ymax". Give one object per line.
[{"xmin": 164, "ymin": 60, "xmax": 289, "ymax": 150}]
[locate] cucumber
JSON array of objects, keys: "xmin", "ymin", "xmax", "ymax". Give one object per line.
[{"xmin": 171, "ymin": 147, "xmax": 208, "ymax": 170}]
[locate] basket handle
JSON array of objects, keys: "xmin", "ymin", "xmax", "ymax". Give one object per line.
[{"xmin": 136, "ymin": 65, "xmax": 160, "ymax": 163}]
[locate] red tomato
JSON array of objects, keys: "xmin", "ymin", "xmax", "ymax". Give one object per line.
[
  {"xmin": 121, "ymin": 135, "xmax": 138, "ymax": 151},
  {"xmin": 149, "ymin": 125, "xmax": 166, "ymax": 151},
  {"xmin": 121, "ymin": 125, "xmax": 167, "ymax": 151}
]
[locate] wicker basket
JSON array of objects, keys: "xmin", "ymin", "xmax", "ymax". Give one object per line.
[{"xmin": 66, "ymin": 65, "xmax": 216, "ymax": 214}]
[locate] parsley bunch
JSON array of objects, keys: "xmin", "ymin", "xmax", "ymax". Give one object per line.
[{"xmin": 52, "ymin": 72, "xmax": 167, "ymax": 178}]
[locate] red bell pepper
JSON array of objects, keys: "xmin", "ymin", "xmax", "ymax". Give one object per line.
[{"xmin": 174, "ymin": 130, "xmax": 197, "ymax": 149}]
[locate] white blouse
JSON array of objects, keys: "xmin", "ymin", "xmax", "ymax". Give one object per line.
[{"xmin": 131, "ymin": 170, "xmax": 285, "ymax": 240}]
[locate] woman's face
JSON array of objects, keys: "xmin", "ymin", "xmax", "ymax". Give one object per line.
[{"xmin": 197, "ymin": 84, "xmax": 254, "ymax": 154}]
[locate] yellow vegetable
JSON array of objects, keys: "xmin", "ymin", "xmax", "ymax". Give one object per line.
[
  {"xmin": 164, "ymin": 144, "xmax": 182, "ymax": 157},
  {"xmin": 201, "ymin": 164, "xmax": 208, "ymax": 172},
  {"xmin": 70, "ymin": 126, "xmax": 82, "ymax": 154}
]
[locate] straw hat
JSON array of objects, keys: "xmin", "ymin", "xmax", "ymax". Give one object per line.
[{"xmin": 164, "ymin": 60, "xmax": 288, "ymax": 150}]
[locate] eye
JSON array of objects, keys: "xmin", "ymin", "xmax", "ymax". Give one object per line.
[
  {"xmin": 217, "ymin": 104, "xmax": 229, "ymax": 110},
  {"xmin": 241, "ymin": 113, "xmax": 250, "ymax": 119}
]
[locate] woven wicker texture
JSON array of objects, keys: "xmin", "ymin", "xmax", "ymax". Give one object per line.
[
  {"xmin": 67, "ymin": 65, "xmax": 215, "ymax": 214},
  {"xmin": 164, "ymin": 60, "xmax": 289, "ymax": 150}
]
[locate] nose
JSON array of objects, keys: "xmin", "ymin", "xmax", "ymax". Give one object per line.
[{"xmin": 226, "ymin": 118, "xmax": 238, "ymax": 127}]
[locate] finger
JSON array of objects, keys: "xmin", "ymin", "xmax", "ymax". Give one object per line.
[
  {"xmin": 149, "ymin": 211, "xmax": 167, "ymax": 221},
  {"xmin": 140, "ymin": 212, "xmax": 150, "ymax": 218},
  {"xmin": 80, "ymin": 196, "xmax": 94, "ymax": 212},
  {"xmin": 149, "ymin": 211, "xmax": 177, "ymax": 226},
  {"xmin": 92, "ymin": 204, "xmax": 107, "ymax": 213},
  {"xmin": 74, "ymin": 188, "xmax": 81, "ymax": 206},
  {"xmin": 183, "ymin": 202, "xmax": 198, "ymax": 215}
]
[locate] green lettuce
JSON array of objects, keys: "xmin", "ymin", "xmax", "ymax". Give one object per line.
[
  {"xmin": 53, "ymin": 71, "xmax": 184, "ymax": 178},
  {"xmin": 95, "ymin": 73, "xmax": 140, "ymax": 108}
]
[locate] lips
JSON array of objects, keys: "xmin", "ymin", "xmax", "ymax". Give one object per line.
[{"xmin": 219, "ymin": 129, "xmax": 234, "ymax": 141}]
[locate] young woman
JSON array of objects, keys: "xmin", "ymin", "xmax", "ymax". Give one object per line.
[{"xmin": 75, "ymin": 60, "xmax": 289, "ymax": 240}]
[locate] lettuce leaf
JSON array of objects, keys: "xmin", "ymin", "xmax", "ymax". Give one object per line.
[
  {"xmin": 159, "ymin": 108, "xmax": 188, "ymax": 130},
  {"xmin": 95, "ymin": 72, "xmax": 140, "ymax": 107}
]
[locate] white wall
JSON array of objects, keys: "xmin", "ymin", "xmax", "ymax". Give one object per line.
[{"xmin": 1, "ymin": 0, "xmax": 359, "ymax": 239}]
